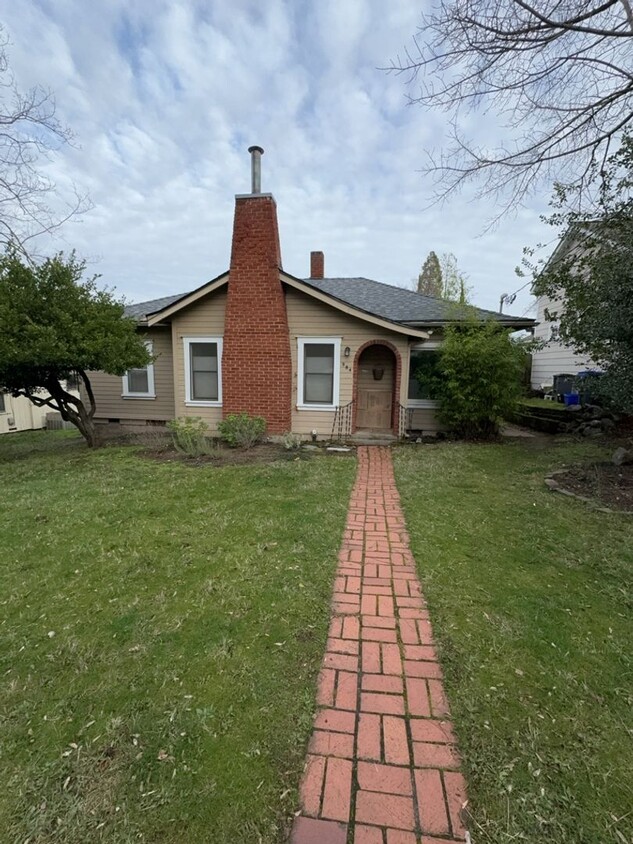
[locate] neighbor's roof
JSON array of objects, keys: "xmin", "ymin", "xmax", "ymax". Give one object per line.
[
  {"xmin": 304, "ymin": 277, "xmax": 534, "ymax": 328},
  {"xmin": 126, "ymin": 274, "xmax": 534, "ymax": 328}
]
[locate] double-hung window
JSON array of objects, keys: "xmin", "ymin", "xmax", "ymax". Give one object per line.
[
  {"xmin": 297, "ymin": 338, "xmax": 341, "ymax": 410},
  {"xmin": 184, "ymin": 337, "xmax": 223, "ymax": 406},
  {"xmin": 122, "ymin": 340, "xmax": 155, "ymax": 399}
]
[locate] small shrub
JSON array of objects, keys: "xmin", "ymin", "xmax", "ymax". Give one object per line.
[
  {"xmin": 166, "ymin": 416, "xmax": 213, "ymax": 456},
  {"xmin": 217, "ymin": 413, "xmax": 266, "ymax": 449},
  {"xmin": 282, "ymin": 431, "xmax": 302, "ymax": 450}
]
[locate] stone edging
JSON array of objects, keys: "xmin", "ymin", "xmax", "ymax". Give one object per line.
[{"xmin": 544, "ymin": 468, "xmax": 633, "ymax": 515}]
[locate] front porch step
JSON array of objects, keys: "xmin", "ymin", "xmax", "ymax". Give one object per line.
[{"xmin": 348, "ymin": 431, "xmax": 398, "ymax": 446}]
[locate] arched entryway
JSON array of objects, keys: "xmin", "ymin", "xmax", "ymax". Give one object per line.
[{"xmin": 354, "ymin": 343, "xmax": 398, "ymax": 434}]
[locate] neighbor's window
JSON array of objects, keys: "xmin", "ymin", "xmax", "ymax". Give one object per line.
[
  {"xmin": 122, "ymin": 340, "xmax": 155, "ymax": 398},
  {"xmin": 408, "ymin": 348, "xmax": 441, "ymax": 402},
  {"xmin": 0, "ymin": 393, "xmax": 5, "ymax": 413},
  {"xmin": 297, "ymin": 338, "xmax": 341, "ymax": 409},
  {"xmin": 184, "ymin": 337, "xmax": 223, "ymax": 405}
]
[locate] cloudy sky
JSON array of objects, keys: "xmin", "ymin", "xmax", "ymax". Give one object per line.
[{"xmin": 1, "ymin": 0, "xmax": 556, "ymax": 317}]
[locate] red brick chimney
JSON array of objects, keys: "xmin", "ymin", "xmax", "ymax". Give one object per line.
[
  {"xmin": 310, "ymin": 250, "xmax": 324, "ymax": 279},
  {"xmin": 222, "ymin": 146, "xmax": 292, "ymax": 434}
]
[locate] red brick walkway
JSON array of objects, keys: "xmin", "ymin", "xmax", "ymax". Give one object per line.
[{"xmin": 291, "ymin": 447, "xmax": 468, "ymax": 844}]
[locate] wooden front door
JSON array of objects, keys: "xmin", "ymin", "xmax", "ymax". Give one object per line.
[{"xmin": 356, "ymin": 346, "xmax": 395, "ymax": 431}]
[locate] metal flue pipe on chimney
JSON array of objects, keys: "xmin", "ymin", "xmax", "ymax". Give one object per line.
[{"xmin": 248, "ymin": 145, "xmax": 264, "ymax": 194}]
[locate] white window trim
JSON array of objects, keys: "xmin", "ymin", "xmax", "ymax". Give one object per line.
[
  {"xmin": 184, "ymin": 336, "xmax": 223, "ymax": 407},
  {"xmin": 408, "ymin": 342, "xmax": 442, "ymax": 409},
  {"xmin": 297, "ymin": 337, "xmax": 341, "ymax": 411},
  {"xmin": 122, "ymin": 340, "xmax": 155, "ymax": 399}
]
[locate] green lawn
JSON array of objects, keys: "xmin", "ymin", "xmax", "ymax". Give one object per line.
[
  {"xmin": 394, "ymin": 439, "xmax": 633, "ymax": 844},
  {"xmin": 0, "ymin": 431, "xmax": 355, "ymax": 843},
  {"xmin": 520, "ymin": 397, "xmax": 569, "ymax": 411}
]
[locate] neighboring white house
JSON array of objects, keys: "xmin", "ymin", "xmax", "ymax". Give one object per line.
[
  {"xmin": 530, "ymin": 292, "xmax": 599, "ymax": 389},
  {"xmin": 530, "ymin": 228, "xmax": 601, "ymax": 390},
  {"xmin": 0, "ymin": 392, "xmax": 49, "ymax": 434},
  {"xmin": 0, "ymin": 384, "xmax": 81, "ymax": 435}
]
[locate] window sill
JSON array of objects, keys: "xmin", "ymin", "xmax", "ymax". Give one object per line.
[
  {"xmin": 185, "ymin": 400, "xmax": 222, "ymax": 407},
  {"xmin": 407, "ymin": 400, "xmax": 439, "ymax": 409},
  {"xmin": 296, "ymin": 404, "xmax": 337, "ymax": 412},
  {"xmin": 121, "ymin": 394, "xmax": 156, "ymax": 400}
]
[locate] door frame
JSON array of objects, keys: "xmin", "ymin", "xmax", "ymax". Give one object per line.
[{"xmin": 352, "ymin": 340, "xmax": 402, "ymax": 435}]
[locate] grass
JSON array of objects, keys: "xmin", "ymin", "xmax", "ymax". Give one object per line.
[
  {"xmin": 520, "ymin": 397, "xmax": 569, "ymax": 411},
  {"xmin": 394, "ymin": 438, "xmax": 633, "ymax": 844},
  {"xmin": 0, "ymin": 430, "xmax": 355, "ymax": 843}
]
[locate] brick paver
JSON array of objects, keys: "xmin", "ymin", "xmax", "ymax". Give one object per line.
[{"xmin": 291, "ymin": 447, "xmax": 468, "ymax": 844}]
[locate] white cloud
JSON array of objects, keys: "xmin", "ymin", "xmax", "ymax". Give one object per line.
[{"xmin": 0, "ymin": 0, "xmax": 551, "ymax": 316}]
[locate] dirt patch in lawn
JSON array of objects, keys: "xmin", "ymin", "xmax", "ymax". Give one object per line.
[{"xmin": 548, "ymin": 462, "xmax": 633, "ymax": 512}]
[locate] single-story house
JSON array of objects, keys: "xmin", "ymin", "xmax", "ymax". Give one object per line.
[{"xmin": 88, "ymin": 147, "xmax": 533, "ymax": 439}]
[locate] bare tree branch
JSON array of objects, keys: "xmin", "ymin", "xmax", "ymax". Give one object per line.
[
  {"xmin": 388, "ymin": 1, "xmax": 633, "ymax": 213},
  {"xmin": 0, "ymin": 26, "xmax": 91, "ymax": 255}
]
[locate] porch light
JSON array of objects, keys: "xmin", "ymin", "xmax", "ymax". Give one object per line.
[{"xmin": 344, "ymin": 346, "xmax": 351, "ymax": 357}]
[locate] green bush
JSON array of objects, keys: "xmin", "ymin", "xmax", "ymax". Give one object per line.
[
  {"xmin": 217, "ymin": 413, "xmax": 266, "ymax": 449},
  {"xmin": 418, "ymin": 318, "xmax": 528, "ymax": 440},
  {"xmin": 166, "ymin": 416, "xmax": 213, "ymax": 456}
]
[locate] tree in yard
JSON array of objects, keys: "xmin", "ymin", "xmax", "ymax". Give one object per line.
[
  {"xmin": 439, "ymin": 252, "xmax": 470, "ymax": 303},
  {"xmin": 390, "ymin": 2, "xmax": 633, "ymax": 213},
  {"xmin": 418, "ymin": 316, "xmax": 528, "ymax": 439},
  {"xmin": 529, "ymin": 133, "xmax": 633, "ymax": 411},
  {"xmin": 0, "ymin": 26, "xmax": 89, "ymax": 253},
  {"xmin": 0, "ymin": 250, "xmax": 151, "ymax": 447},
  {"xmin": 417, "ymin": 250, "xmax": 443, "ymax": 296}
]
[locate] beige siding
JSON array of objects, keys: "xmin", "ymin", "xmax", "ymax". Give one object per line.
[
  {"xmin": 171, "ymin": 290, "xmax": 227, "ymax": 432},
  {"xmin": 407, "ymin": 408, "xmax": 441, "ymax": 434},
  {"xmin": 531, "ymin": 294, "xmax": 598, "ymax": 389},
  {"xmin": 286, "ymin": 288, "xmax": 420, "ymax": 436},
  {"xmin": 90, "ymin": 328, "xmax": 175, "ymax": 422}
]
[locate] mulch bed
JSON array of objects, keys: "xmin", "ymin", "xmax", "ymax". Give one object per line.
[
  {"xmin": 548, "ymin": 462, "xmax": 633, "ymax": 512},
  {"xmin": 144, "ymin": 442, "xmax": 300, "ymax": 467}
]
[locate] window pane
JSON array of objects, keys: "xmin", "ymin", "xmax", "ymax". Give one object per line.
[
  {"xmin": 305, "ymin": 373, "xmax": 333, "ymax": 404},
  {"xmin": 190, "ymin": 342, "xmax": 218, "ymax": 401},
  {"xmin": 304, "ymin": 343, "xmax": 334, "ymax": 374},
  {"xmin": 128, "ymin": 369, "xmax": 149, "ymax": 393},
  {"xmin": 191, "ymin": 343, "xmax": 218, "ymax": 373},
  {"xmin": 193, "ymin": 371, "xmax": 218, "ymax": 400},
  {"xmin": 408, "ymin": 350, "xmax": 441, "ymax": 400},
  {"xmin": 0, "ymin": 393, "xmax": 5, "ymax": 413}
]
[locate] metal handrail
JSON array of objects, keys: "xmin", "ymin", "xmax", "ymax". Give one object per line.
[
  {"xmin": 331, "ymin": 399, "xmax": 355, "ymax": 441},
  {"xmin": 398, "ymin": 404, "xmax": 413, "ymax": 439}
]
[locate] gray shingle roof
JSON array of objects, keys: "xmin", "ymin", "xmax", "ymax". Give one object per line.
[
  {"xmin": 124, "ymin": 293, "xmax": 185, "ymax": 320},
  {"xmin": 303, "ymin": 277, "xmax": 533, "ymax": 326},
  {"xmin": 126, "ymin": 275, "xmax": 534, "ymax": 327}
]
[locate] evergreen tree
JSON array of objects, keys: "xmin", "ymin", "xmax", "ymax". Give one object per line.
[{"xmin": 417, "ymin": 251, "xmax": 442, "ymax": 297}]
